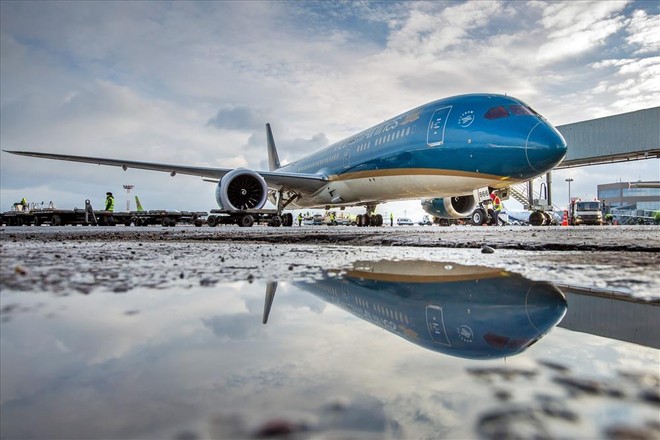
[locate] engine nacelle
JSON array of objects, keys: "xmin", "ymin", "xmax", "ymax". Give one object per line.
[
  {"xmin": 421, "ymin": 195, "xmax": 477, "ymax": 219},
  {"xmin": 215, "ymin": 168, "xmax": 268, "ymax": 210}
]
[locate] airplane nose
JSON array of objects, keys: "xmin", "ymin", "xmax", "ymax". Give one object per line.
[
  {"xmin": 525, "ymin": 122, "xmax": 568, "ymax": 172},
  {"xmin": 525, "ymin": 283, "xmax": 567, "ymax": 332}
]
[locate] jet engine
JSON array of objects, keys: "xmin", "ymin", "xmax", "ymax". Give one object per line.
[
  {"xmin": 421, "ymin": 195, "xmax": 477, "ymax": 219},
  {"xmin": 215, "ymin": 168, "xmax": 268, "ymax": 210}
]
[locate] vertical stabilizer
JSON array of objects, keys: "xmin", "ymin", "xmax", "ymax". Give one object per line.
[
  {"xmin": 135, "ymin": 196, "xmax": 144, "ymax": 212},
  {"xmin": 262, "ymin": 282, "xmax": 278, "ymax": 324},
  {"xmin": 266, "ymin": 123, "xmax": 281, "ymax": 171}
]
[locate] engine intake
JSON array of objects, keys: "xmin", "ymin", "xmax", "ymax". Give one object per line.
[
  {"xmin": 215, "ymin": 168, "xmax": 268, "ymax": 210},
  {"xmin": 421, "ymin": 195, "xmax": 477, "ymax": 219}
]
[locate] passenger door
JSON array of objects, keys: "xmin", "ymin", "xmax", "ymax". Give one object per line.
[{"xmin": 427, "ymin": 106, "xmax": 452, "ymax": 147}]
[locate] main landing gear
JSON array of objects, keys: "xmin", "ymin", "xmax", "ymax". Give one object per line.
[{"xmin": 355, "ymin": 204, "xmax": 383, "ymax": 227}]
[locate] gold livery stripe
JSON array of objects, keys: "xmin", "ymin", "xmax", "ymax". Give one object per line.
[
  {"xmin": 328, "ymin": 168, "xmax": 512, "ymax": 182},
  {"xmin": 344, "ymin": 270, "xmax": 508, "ymax": 283}
]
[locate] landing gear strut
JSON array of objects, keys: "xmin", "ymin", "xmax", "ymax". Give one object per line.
[{"xmin": 272, "ymin": 189, "xmax": 299, "ymax": 227}]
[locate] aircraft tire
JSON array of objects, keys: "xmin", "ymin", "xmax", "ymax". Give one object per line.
[
  {"xmin": 52, "ymin": 215, "xmax": 62, "ymax": 226},
  {"xmin": 282, "ymin": 213, "xmax": 293, "ymax": 227},
  {"xmin": 363, "ymin": 214, "xmax": 371, "ymax": 227},
  {"xmin": 269, "ymin": 215, "xmax": 282, "ymax": 227},
  {"xmin": 528, "ymin": 211, "xmax": 545, "ymax": 226},
  {"xmin": 239, "ymin": 214, "xmax": 254, "ymax": 227},
  {"xmin": 374, "ymin": 214, "xmax": 383, "ymax": 226},
  {"xmin": 356, "ymin": 214, "xmax": 363, "ymax": 226},
  {"xmin": 207, "ymin": 216, "xmax": 218, "ymax": 227},
  {"xmin": 542, "ymin": 212, "xmax": 552, "ymax": 226}
]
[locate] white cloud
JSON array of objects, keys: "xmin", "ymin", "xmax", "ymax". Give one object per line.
[
  {"xmin": 1, "ymin": 1, "xmax": 658, "ymax": 212},
  {"xmin": 626, "ymin": 9, "xmax": 660, "ymax": 54},
  {"xmin": 537, "ymin": 1, "xmax": 628, "ymax": 62}
]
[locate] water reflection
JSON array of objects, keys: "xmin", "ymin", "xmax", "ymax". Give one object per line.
[{"xmin": 268, "ymin": 260, "xmax": 568, "ymax": 359}]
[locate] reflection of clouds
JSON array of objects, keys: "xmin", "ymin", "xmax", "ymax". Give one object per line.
[
  {"xmin": 1, "ymin": 281, "xmax": 658, "ymax": 439},
  {"xmin": 203, "ymin": 313, "xmax": 263, "ymax": 341}
]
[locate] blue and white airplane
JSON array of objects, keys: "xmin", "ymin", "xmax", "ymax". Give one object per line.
[
  {"xmin": 5, "ymin": 93, "xmax": 566, "ymax": 226},
  {"xmin": 273, "ymin": 260, "xmax": 568, "ymax": 359}
]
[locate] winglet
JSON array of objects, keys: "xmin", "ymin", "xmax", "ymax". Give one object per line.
[{"xmin": 266, "ymin": 123, "xmax": 281, "ymax": 171}]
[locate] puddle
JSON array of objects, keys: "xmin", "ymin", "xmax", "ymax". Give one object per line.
[{"xmin": 1, "ymin": 260, "xmax": 658, "ymax": 439}]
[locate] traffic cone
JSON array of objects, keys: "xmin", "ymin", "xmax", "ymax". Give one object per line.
[{"xmin": 561, "ymin": 210, "xmax": 569, "ymax": 226}]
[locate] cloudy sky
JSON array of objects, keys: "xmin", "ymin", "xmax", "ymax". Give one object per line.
[{"xmin": 1, "ymin": 1, "xmax": 658, "ymax": 217}]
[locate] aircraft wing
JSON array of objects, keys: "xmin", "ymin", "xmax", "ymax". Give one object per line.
[{"xmin": 4, "ymin": 150, "xmax": 328, "ymax": 193}]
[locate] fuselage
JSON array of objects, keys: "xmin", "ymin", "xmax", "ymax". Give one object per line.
[
  {"xmin": 295, "ymin": 260, "xmax": 567, "ymax": 359},
  {"xmin": 279, "ymin": 94, "xmax": 567, "ymax": 208}
]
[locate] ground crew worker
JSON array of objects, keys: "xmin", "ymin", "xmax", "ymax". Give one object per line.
[
  {"xmin": 489, "ymin": 192, "xmax": 502, "ymax": 226},
  {"xmin": 329, "ymin": 212, "xmax": 336, "ymax": 225},
  {"xmin": 297, "ymin": 213, "xmax": 303, "ymax": 226},
  {"xmin": 105, "ymin": 192, "xmax": 115, "ymax": 212},
  {"xmin": 390, "ymin": 212, "xmax": 394, "ymax": 226},
  {"xmin": 20, "ymin": 197, "xmax": 28, "ymax": 210}
]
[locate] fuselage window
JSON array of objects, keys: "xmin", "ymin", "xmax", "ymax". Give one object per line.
[
  {"xmin": 508, "ymin": 105, "xmax": 534, "ymax": 116},
  {"xmin": 485, "ymin": 106, "xmax": 510, "ymax": 120}
]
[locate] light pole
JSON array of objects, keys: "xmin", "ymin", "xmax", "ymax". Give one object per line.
[
  {"xmin": 123, "ymin": 185, "xmax": 134, "ymax": 212},
  {"xmin": 565, "ymin": 178, "xmax": 573, "ymax": 217}
]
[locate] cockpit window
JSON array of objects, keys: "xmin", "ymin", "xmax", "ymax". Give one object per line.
[
  {"xmin": 508, "ymin": 105, "xmax": 534, "ymax": 116},
  {"xmin": 484, "ymin": 106, "xmax": 510, "ymax": 120}
]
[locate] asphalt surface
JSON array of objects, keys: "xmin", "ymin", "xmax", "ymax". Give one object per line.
[{"xmin": 2, "ymin": 224, "xmax": 659, "ymax": 299}]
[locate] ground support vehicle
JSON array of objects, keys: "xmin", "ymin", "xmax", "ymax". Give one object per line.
[
  {"xmin": 126, "ymin": 210, "xmax": 206, "ymax": 227},
  {"xmin": 205, "ymin": 209, "xmax": 294, "ymax": 228},
  {"xmin": 570, "ymin": 200, "xmax": 604, "ymax": 226},
  {"xmin": 1, "ymin": 200, "xmax": 206, "ymax": 227},
  {"xmin": 418, "ymin": 215, "xmax": 433, "ymax": 226}
]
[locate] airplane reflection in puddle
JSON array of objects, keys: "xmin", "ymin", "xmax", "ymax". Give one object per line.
[{"xmin": 264, "ymin": 261, "xmax": 567, "ymax": 360}]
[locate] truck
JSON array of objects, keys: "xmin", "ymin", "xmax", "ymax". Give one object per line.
[{"xmin": 570, "ymin": 199, "xmax": 604, "ymax": 225}]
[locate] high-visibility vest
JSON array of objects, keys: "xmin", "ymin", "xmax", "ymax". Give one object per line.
[
  {"xmin": 105, "ymin": 196, "xmax": 115, "ymax": 212},
  {"xmin": 493, "ymin": 196, "xmax": 502, "ymax": 211}
]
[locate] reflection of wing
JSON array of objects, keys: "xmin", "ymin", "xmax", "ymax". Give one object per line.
[{"xmin": 4, "ymin": 150, "xmax": 328, "ymax": 193}]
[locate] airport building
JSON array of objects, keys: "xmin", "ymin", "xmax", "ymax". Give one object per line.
[{"xmin": 597, "ymin": 181, "xmax": 660, "ymax": 211}]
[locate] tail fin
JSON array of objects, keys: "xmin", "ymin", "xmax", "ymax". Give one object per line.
[
  {"xmin": 135, "ymin": 196, "xmax": 144, "ymax": 212},
  {"xmin": 266, "ymin": 123, "xmax": 281, "ymax": 171}
]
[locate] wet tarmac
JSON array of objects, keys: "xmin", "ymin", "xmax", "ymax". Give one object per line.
[{"xmin": 1, "ymin": 224, "xmax": 659, "ymax": 439}]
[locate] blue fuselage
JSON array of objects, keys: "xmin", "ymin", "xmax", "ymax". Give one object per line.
[
  {"xmin": 296, "ymin": 265, "xmax": 567, "ymax": 359},
  {"xmin": 279, "ymin": 94, "xmax": 566, "ymax": 206}
]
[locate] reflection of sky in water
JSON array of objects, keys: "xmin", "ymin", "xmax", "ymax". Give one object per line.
[{"xmin": 1, "ymin": 275, "xmax": 658, "ymax": 439}]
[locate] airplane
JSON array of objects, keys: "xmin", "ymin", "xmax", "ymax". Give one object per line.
[
  {"xmin": 263, "ymin": 260, "xmax": 568, "ymax": 359},
  {"xmin": 4, "ymin": 93, "xmax": 567, "ymax": 227}
]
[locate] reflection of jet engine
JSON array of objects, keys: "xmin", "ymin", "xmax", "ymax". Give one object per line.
[
  {"xmin": 421, "ymin": 195, "xmax": 477, "ymax": 219},
  {"xmin": 215, "ymin": 168, "xmax": 268, "ymax": 210}
]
